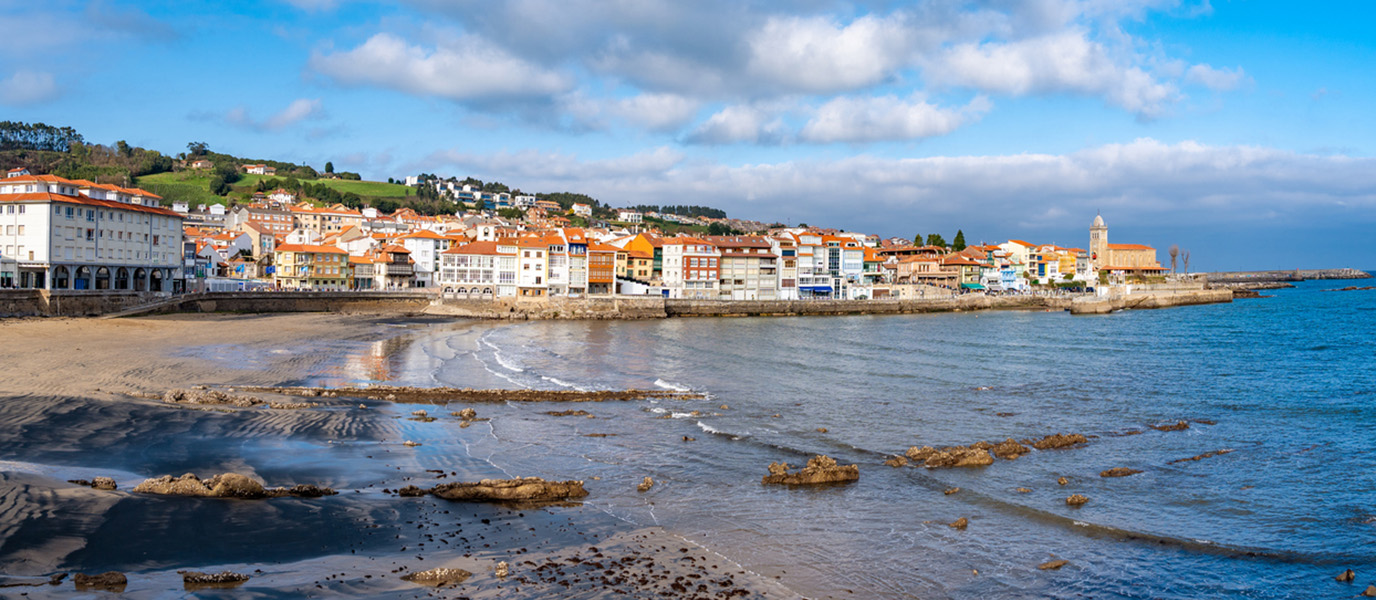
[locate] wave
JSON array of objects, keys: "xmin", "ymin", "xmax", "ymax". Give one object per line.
[
  {"xmin": 541, "ymin": 376, "xmax": 588, "ymax": 391},
  {"xmin": 492, "ymin": 351, "xmax": 524, "ymax": 373},
  {"xmin": 654, "ymin": 379, "xmax": 692, "ymax": 392}
]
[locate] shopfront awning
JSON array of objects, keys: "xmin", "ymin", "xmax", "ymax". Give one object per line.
[
  {"xmin": 960, "ymin": 283, "xmax": 987, "ymax": 290},
  {"xmin": 800, "ymin": 285, "xmax": 833, "ymax": 293}
]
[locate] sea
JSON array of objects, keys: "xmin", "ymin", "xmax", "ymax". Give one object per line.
[{"xmin": 309, "ymin": 277, "xmax": 1376, "ymax": 599}]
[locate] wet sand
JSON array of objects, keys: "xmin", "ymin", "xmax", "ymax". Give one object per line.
[{"xmin": 0, "ymin": 314, "xmax": 797, "ymax": 598}]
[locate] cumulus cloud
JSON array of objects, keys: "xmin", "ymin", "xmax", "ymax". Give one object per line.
[
  {"xmin": 0, "ymin": 70, "xmax": 59, "ymax": 106},
  {"xmin": 309, "ymin": 33, "xmax": 572, "ymax": 101},
  {"xmin": 683, "ymin": 104, "xmax": 790, "ymax": 145},
  {"xmin": 925, "ymin": 30, "xmax": 1178, "ymax": 117},
  {"xmin": 613, "ymin": 93, "xmax": 702, "ymax": 132},
  {"xmin": 1185, "ymin": 64, "xmax": 1250, "ymax": 91},
  {"xmin": 225, "ymin": 98, "xmax": 325, "ymax": 131},
  {"xmin": 417, "ymin": 146, "xmax": 686, "ymax": 182},
  {"xmin": 799, "ymin": 95, "xmax": 991, "ymax": 143},
  {"xmin": 744, "ymin": 14, "xmax": 915, "ymax": 94}
]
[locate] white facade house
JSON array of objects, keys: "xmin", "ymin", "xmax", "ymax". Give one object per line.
[
  {"xmin": 437, "ymin": 240, "xmax": 518, "ymax": 297},
  {"xmin": 617, "ymin": 210, "xmax": 643, "ymax": 223},
  {"xmin": 572, "ymin": 203, "xmax": 592, "ymax": 218},
  {"xmin": 398, "ymin": 229, "xmax": 450, "ymax": 287},
  {"xmin": 0, "ymin": 174, "xmax": 184, "ymax": 291},
  {"xmin": 661, "ymin": 237, "xmax": 720, "ymax": 299}
]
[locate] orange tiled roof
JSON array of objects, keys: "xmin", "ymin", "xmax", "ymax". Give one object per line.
[{"xmin": 275, "ymin": 243, "xmax": 347, "ymax": 254}]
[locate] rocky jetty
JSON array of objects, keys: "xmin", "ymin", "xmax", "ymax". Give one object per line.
[
  {"xmin": 131, "ymin": 473, "xmax": 336, "ymax": 499},
  {"xmin": 401, "ymin": 567, "xmax": 472, "ymax": 586},
  {"xmin": 431, "ymin": 477, "xmax": 589, "ymax": 502},
  {"xmin": 73, "ymin": 572, "xmax": 126, "ymax": 592},
  {"xmin": 239, "ymin": 385, "xmax": 705, "ymax": 404},
  {"xmin": 1099, "ymin": 467, "xmax": 1143, "ymax": 478},
  {"xmin": 761, "ymin": 455, "xmax": 859, "ymax": 486}
]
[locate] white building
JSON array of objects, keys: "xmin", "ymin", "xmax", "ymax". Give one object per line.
[
  {"xmin": 617, "ymin": 210, "xmax": 643, "ymax": 223},
  {"xmin": 0, "ymin": 174, "xmax": 184, "ymax": 291},
  {"xmin": 438, "ymin": 240, "xmax": 519, "ymax": 297},
  {"xmin": 661, "ymin": 236, "xmax": 719, "ymax": 299},
  {"xmin": 572, "ymin": 203, "xmax": 592, "ymax": 218},
  {"xmin": 398, "ymin": 228, "xmax": 451, "ymax": 287}
]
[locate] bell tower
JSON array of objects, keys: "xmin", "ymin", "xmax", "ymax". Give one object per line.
[{"xmin": 1090, "ymin": 213, "xmax": 1108, "ymax": 270}]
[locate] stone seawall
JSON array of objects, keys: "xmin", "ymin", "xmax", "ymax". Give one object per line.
[
  {"xmin": 1068, "ymin": 289, "xmax": 1234, "ymax": 315},
  {"xmin": 426, "ymin": 297, "xmax": 668, "ymax": 320},
  {"xmin": 663, "ymin": 295, "xmax": 1062, "ymax": 317},
  {"xmin": 0, "ymin": 290, "xmax": 168, "ymax": 318},
  {"xmin": 1204, "ymin": 268, "xmax": 1371, "ymax": 283}
]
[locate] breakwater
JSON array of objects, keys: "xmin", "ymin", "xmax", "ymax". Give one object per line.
[
  {"xmin": 1203, "ymin": 267, "xmax": 1371, "ymax": 284},
  {"xmin": 1067, "ymin": 289, "xmax": 1234, "ymax": 314}
]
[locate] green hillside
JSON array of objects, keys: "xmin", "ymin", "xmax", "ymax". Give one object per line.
[
  {"xmin": 134, "ymin": 171, "xmax": 225, "ymax": 206},
  {"xmin": 236, "ymin": 174, "xmax": 412, "ymax": 198}
]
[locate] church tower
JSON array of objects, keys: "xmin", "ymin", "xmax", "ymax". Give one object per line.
[{"xmin": 1090, "ymin": 213, "xmax": 1108, "ymax": 270}]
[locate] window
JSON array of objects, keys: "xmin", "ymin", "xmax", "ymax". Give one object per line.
[
  {"xmin": 16, "ymin": 225, "xmax": 23, "ymax": 235},
  {"xmin": 65, "ymin": 207, "xmax": 74, "ymax": 218}
]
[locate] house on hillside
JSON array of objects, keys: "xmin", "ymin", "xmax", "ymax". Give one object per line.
[
  {"xmin": 243, "ymin": 164, "xmax": 276, "ymax": 176},
  {"xmin": 6, "ymin": 168, "xmax": 31, "ymax": 178},
  {"xmin": 189, "ymin": 159, "xmax": 214, "ymax": 170}
]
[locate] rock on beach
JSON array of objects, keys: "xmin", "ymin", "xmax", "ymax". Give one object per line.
[
  {"xmin": 431, "ymin": 477, "xmax": 589, "ymax": 502},
  {"xmin": 131, "ymin": 473, "xmax": 336, "ymax": 499},
  {"xmin": 761, "ymin": 455, "xmax": 859, "ymax": 486}
]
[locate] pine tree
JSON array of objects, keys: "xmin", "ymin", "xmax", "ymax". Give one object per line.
[{"xmin": 953, "ymin": 230, "xmax": 967, "ymax": 251}]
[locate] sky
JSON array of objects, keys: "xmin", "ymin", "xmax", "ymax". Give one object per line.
[{"xmin": 1, "ymin": 0, "xmax": 1373, "ymax": 271}]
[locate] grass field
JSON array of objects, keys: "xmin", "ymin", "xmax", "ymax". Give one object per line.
[
  {"xmin": 133, "ymin": 171, "xmax": 225, "ymax": 207},
  {"xmin": 135, "ymin": 171, "xmax": 415, "ymax": 207}
]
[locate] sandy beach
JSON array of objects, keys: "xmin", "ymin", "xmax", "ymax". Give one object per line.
[{"xmin": 0, "ymin": 314, "xmax": 797, "ymax": 598}]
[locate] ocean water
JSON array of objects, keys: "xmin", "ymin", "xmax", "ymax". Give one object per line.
[{"xmin": 349, "ymin": 279, "xmax": 1376, "ymax": 599}]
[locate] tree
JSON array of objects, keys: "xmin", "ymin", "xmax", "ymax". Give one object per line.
[
  {"xmin": 1169, "ymin": 244, "xmax": 1180, "ymax": 273},
  {"xmin": 1182, "ymin": 251, "xmax": 1190, "ymax": 274},
  {"xmin": 497, "ymin": 208, "xmax": 525, "ymax": 220},
  {"xmin": 926, "ymin": 233, "xmax": 947, "ymax": 248},
  {"xmin": 952, "ymin": 230, "xmax": 967, "ymax": 251},
  {"xmin": 324, "ymin": 161, "xmax": 334, "ymax": 174},
  {"xmin": 186, "ymin": 141, "xmax": 209, "ymax": 156}
]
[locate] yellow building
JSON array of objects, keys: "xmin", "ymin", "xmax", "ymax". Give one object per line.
[
  {"xmin": 1089, "ymin": 214, "xmax": 1166, "ymax": 275},
  {"xmin": 273, "ymin": 243, "xmax": 352, "ymax": 290}
]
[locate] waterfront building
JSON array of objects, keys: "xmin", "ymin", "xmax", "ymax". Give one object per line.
[
  {"xmin": 1089, "ymin": 214, "xmax": 1167, "ymax": 278},
  {"xmin": 706, "ymin": 235, "xmax": 779, "ymax": 300},
  {"xmin": 661, "ymin": 236, "xmax": 720, "ymax": 299},
  {"xmin": 0, "ymin": 174, "xmax": 183, "ymax": 290},
  {"xmin": 587, "ymin": 243, "xmax": 619, "ymax": 296},
  {"xmin": 289, "ymin": 202, "xmax": 364, "ymax": 238},
  {"xmin": 398, "ymin": 228, "xmax": 451, "ymax": 287},
  {"xmin": 769, "ymin": 234, "xmax": 800, "ymax": 300},
  {"xmin": 438, "ymin": 240, "xmax": 519, "ymax": 297},
  {"xmin": 272, "ymin": 243, "xmax": 351, "ymax": 290},
  {"xmin": 517, "ymin": 235, "xmax": 552, "ymax": 297}
]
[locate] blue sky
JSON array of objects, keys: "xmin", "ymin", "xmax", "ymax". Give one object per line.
[{"xmin": 2, "ymin": 0, "xmax": 1373, "ymax": 270}]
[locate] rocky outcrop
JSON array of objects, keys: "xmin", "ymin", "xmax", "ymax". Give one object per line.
[
  {"xmin": 949, "ymin": 517, "xmax": 968, "ymax": 529},
  {"xmin": 905, "ymin": 445, "xmax": 994, "ymax": 468},
  {"xmin": 1066, "ymin": 494, "xmax": 1089, "ymax": 506},
  {"xmin": 1150, "ymin": 421, "xmax": 1190, "ymax": 432},
  {"xmin": 431, "ymin": 477, "xmax": 589, "ymax": 502},
  {"xmin": 1168, "ymin": 449, "xmax": 1234, "ymax": 464},
  {"xmin": 179, "ymin": 571, "xmax": 249, "ymax": 586},
  {"xmin": 988, "ymin": 438, "xmax": 1030, "ymax": 459},
  {"xmin": 637, "ymin": 476, "xmax": 654, "ymax": 492},
  {"xmin": 1337, "ymin": 569, "xmax": 1355, "ymax": 583},
  {"xmin": 495, "ymin": 561, "xmax": 509, "ymax": 578},
  {"xmin": 1364, "ymin": 585, "xmax": 1376, "ymax": 597},
  {"xmin": 1057, "ymin": 477, "xmax": 1069, "ymax": 486},
  {"xmin": 884, "ymin": 455, "xmax": 908, "ymax": 468},
  {"xmin": 241, "ymin": 385, "xmax": 705, "ymax": 404},
  {"xmin": 1099, "ymin": 468, "xmax": 1143, "ymax": 478},
  {"xmin": 401, "ymin": 567, "xmax": 472, "ymax": 586},
  {"xmin": 761, "ymin": 455, "xmax": 859, "ymax": 486},
  {"xmin": 1025, "ymin": 433, "xmax": 1088, "ymax": 450},
  {"xmin": 68, "ymin": 477, "xmax": 117, "ymax": 490},
  {"xmin": 545, "ymin": 409, "xmax": 593, "ymax": 417},
  {"xmin": 73, "ymin": 572, "xmax": 126, "ymax": 592},
  {"xmin": 163, "ymin": 388, "xmax": 265, "ymax": 408},
  {"xmin": 944, "ymin": 487, "xmax": 960, "ymax": 495},
  {"xmin": 131, "ymin": 473, "xmax": 336, "ymax": 499},
  {"xmin": 1038, "ymin": 560, "xmax": 1069, "ymax": 570}
]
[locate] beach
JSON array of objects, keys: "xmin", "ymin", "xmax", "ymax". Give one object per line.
[{"xmin": 0, "ymin": 314, "xmax": 797, "ymax": 598}]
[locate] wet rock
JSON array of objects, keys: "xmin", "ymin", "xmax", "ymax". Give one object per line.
[
  {"xmin": 816, "ymin": 427, "xmax": 828, "ymax": 433},
  {"xmin": 544, "ymin": 409, "xmax": 591, "ymax": 417},
  {"xmin": 1099, "ymin": 467, "xmax": 1143, "ymax": 478},
  {"xmin": 637, "ymin": 477, "xmax": 654, "ymax": 492},
  {"xmin": 1066, "ymin": 494, "xmax": 1089, "ymax": 506},
  {"xmin": 583, "ymin": 433, "xmax": 614, "ymax": 437},
  {"xmin": 401, "ymin": 567, "xmax": 472, "ymax": 586},
  {"xmin": 1038, "ymin": 560, "xmax": 1069, "ymax": 571},
  {"xmin": 1364, "ymin": 585, "xmax": 1376, "ymax": 597},
  {"xmin": 682, "ymin": 436, "xmax": 696, "ymax": 442},
  {"xmin": 1336, "ymin": 568, "xmax": 1355, "ymax": 583},
  {"xmin": 1168, "ymin": 449, "xmax": 1234, "ymax": 464},
  {"xmin": 411, "ymin": 410, "xmax": 428, "ymax": 417},
  {"xmin": 1057, "ymin": 477, "xmax": 1069, "ymax": 486},
  {"xmin": 1016, "ymin": 487, "xmax": 1032, "ymax": 493},
  {"xmin": 1026, "ymin": 433, "xmax": 1089, "ymax": 450},
  {"xmin": 90, "ymin": 476, "xmax": 117, "ymax": 490},
  {"xmin": 884, "ymin": 455, "xmax": 908, "ymax": 468},
  {"xmin": 990, "ymin": 438, "xmax": 1030, "ymax": 459},
  {"xmin": 944, "ymin": 487, "xmax": 960, "ymax": 495},
  {"xmin": 431, "ymin": 477, "xmax": 589, "ymax": 502},
  {"xmin": 495, "ymin": 561, "xmax": 509, "ymax": 578},
  {"xmin": 73, "ymin": 572, "xmax": 126, "ymax": 592},
  {"xmin": 905, "ymin": 446, "xmax": 938, "ymax": 461},
  {"xmin": 761, "ymin": 455, "xmax": 859, "ymax": 486},
  {"xmin": 268, "ymin": 401, "xmax": 318, "ymax": 410},
  {"xmin": 131, "ymin": 473, "xmax": 334, "ymax": 499},
  {"xmin": 1150, "ymin": 421, "xmax": 1190, "ymax": 432},
  {"xmin": 949, "ymin": 517, "xmax": 968, "ymax": 529},
  {"xmin": 928, "ymin": 447, "xmax": 995, "ymax": 469},
  {"xmin": 397, "ymin": 485, "xmax": 428, "ymax": 497},
  {"xmin": 720, "ymin": 404, "xmax": 729, "ymax": 410},
  {"xmin": 179, "ymin": 571, "xmax": 249, "ymax": 586},
  {"xmin": 162, "ymin": 388, "xmax": 264, "ymax": 408}
]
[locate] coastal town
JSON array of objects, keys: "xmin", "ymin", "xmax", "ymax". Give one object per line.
[{"xmin": 0, "ymin": 166, "xmax": 1173, "ymax": 301}]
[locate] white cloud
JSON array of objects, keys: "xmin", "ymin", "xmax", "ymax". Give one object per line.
[
  {"xmin": 745, "ymin": 14, "xmax": 914, "ymax": 93},
  {"xmin": 612, "ymin": 93, "xmax": 702, "ymax": 132},
  {"xmin": 225, "ymin": 98, "xmax": 324, "ymax": 131},
  {"xmin": 309, "ymin": 33, "xmax": 572, "ymax": 101},
  {"xmin": 799, "ymin": 95, "xmax": 991, "ymax": 143},
  {"xmin": 418, "ymin": 146, "xmax": 685, "ymax": 182},
  {"xmin": 1185, "ymin": 64, "xmax": 1250, "ymax": 91},
  {"xmin": 283, "ymin": 0, "xmax": 340, "ymax": 10},
  {"xmin": 0, "ymin": 70, "xmax": 59, "ymax": 106},
  {"xmin": 683, "ymin": 104, "xmax": 789, "ymax": 145},
  {"xmin": 924, "ymin": 30, "xmax": 1178, "ymax": 117}
]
